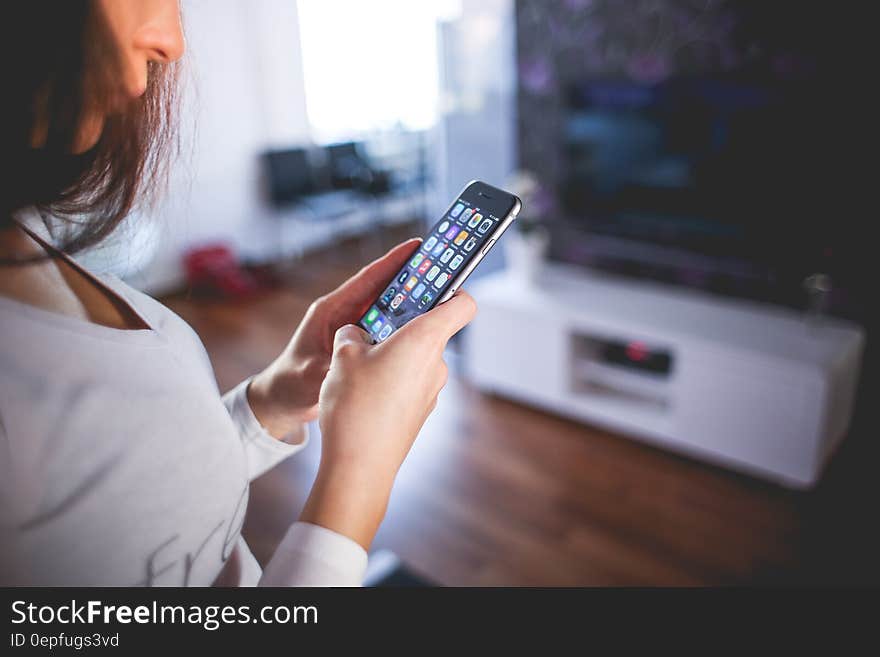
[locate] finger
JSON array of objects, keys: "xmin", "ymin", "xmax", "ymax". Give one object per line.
[
  {"xmin": 436, "ymin": 359, "xmax": 449, "ymax": 392},
  {"xmin": 326, "ymin": 238, "xmax": 422, "ymax": 318},
  {"xmin": 404, "ymin": 290, "xmax": 477, "ymax": 342},
  {"xmin": 333, "ymin": 323, "xmax": 373, "ymax": 353}
]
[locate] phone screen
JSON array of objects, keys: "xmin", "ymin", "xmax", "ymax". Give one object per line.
[{"xmin": 359, "ymin": 186, "xmax": 515, "ymax": 341}]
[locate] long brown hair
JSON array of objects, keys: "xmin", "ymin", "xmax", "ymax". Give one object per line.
[{"xmin": 1, "ymin": 1, "xmax": 180, "ymax": 256}]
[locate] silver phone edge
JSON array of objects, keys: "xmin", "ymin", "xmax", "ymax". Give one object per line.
[{"xmin": 435, "ymin": 196, "xmax": 522, "ymax": 305}]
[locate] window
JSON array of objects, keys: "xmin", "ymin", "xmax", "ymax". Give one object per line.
[{"xmin": 297, "ymin": 1, "xmax": 456, "ymax": 143}]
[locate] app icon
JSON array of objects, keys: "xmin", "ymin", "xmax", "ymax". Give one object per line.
[
  {"xmin": 431, "ymin": 241, "xmax": 446, "ymax": 257},
  {"xmin": 424, "ymin": 236, "xmax": 438, "ymax": 252},
  {"xmin": 412, "ymin": 283, "xmax": 426, "ymax": 299},
  {"xmin": 463, "ymin": 237, "xmax": 478, "ymax": 252},
  {"xmin": 434, "ymin": 272, "xmax": 449, "ymax": 288},
  {"xmin": 404, "ymin": 275, "xmax": 418, "ymax": 291},
  {"xmin": 365, "ymin": 307, "xmax": 379, "ymax": 323},
  {"xmin": 390, "ymin": 293, "xmax": 406, "ymax": 310},
  {"xmin": 371, "ymin": 318, "xmax": 384, "ymax": 333},
  {"xmin": 378, "ymin": 324, "xmax": 393, "ymax": 341},
  {"xmin": 450, "ymin": 203, "xmax": 464, "ymax": 218},
  {"xmin": 409, "ymin": 253, "xmax": 424, "ymax": 268},
  {"xmin": 418, "ymin": 258, "xmax": 432, "ymax": 274},
  {"xmin": 439, "ymin": 248, "xmax": 454, "ymax": 264},
  {"xmin": 418, "ymin": 292, "xmax": 434, "ymax": 309},
  {"xmin": 477, "ymin": 218, "xmax": 493, "ymax": 234},
  {"xmin": 453, "ymin": 230, "xmax": 469, "ymax": 246},
  {"xmin": 449, "ymin": 255, "xmax": 464, "ymax": 270},
  {"xmin": 461, "ymin": 208, "xmax": 474, "ymax": 223},
  {"xmin": 444, "ymin": 225, "xmax": 460, "ymax": 241},
  {"xmin": 397, "ymin": 270, "xmax": 410, "ymax": 284},
  {"xmin": 425, "ymin": 265, "xmax": 441, "ymax": 281},
  {"xmin": 437, "ymin": 220, "xmax": 450, "ymax": 234},
  {"xmin": 380, "ymin": 286, "xmax": 397, "ymax": 306},
  {"xmin": 468, "ymin": 212, "xmax": 482, "ymax": 229}
]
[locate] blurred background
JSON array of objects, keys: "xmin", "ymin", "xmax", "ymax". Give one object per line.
[{"xmin": 84, "ymin": 0, "xmax": 877, "ymax": 585}]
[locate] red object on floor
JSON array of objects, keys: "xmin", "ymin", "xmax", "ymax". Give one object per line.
[{"xmin": 183, "ymin": 244, "xmax": 260, "ymax": 299}]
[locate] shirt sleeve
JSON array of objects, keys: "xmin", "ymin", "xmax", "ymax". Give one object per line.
[
  {"xmin": 258, "ymin": 522, "xmax": 368, "ymax": 587},
  {"xmin": 222, "ymin": 378, "xmax": 309, "ymax": 480},
  {"xmin": 222, "ymin": 383, "xmax": 367, "ymax": 587}
]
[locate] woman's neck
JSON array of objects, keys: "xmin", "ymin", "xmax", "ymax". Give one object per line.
[{"xmin": 0, "ymin": 224, "xmax": 147, "ymax": 330}]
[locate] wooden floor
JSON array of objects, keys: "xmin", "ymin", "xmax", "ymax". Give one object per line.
[{"xmin": 164, "ymin": 224, "xmax": 879, "ymax": 586}]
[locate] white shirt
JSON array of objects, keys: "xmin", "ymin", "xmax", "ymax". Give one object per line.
[{"xmin": 0, "ymin": 208, "xmax": 367, "ymax": 586}]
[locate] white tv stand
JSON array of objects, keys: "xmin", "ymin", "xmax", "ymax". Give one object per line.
[{"xmin": 464, "ymin": 265, "xmax": 864, "ymax": 488}]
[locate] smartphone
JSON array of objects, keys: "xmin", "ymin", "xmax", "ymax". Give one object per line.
[{"xmin": 359, "ymin": 180, "xmax": 521, "ymax": 342}]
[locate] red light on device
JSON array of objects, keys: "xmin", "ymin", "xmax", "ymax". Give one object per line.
[{"xmin": 625, "ymin": 341, "xmax": 649, "ymax": 362}]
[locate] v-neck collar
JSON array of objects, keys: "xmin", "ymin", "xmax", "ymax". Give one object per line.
[{"xmin": 0, "ymin": 208, "xmax": 164, "ymax": 345}]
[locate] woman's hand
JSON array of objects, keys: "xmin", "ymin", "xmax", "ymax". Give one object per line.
[
  {"xmin": 300, "ymin": 290, "xmax": 477, "ymax": 549},
  {"xmin": 247, "ymin": 238, "xmax": 422, "ymax": 439}
]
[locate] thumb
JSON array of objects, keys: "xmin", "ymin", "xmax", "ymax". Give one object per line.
[
  {"xmin": 333, "ymin": 324, "xmax": 373, "ymax": 352},
  {"xmin": 405, "ymin": 290, "xmax": 478, "ymax": 342}
]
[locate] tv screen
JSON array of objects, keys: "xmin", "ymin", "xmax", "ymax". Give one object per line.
[
  {"xmin": 560, "ymin": 75, "xmax": 820, "ymax": 282},
  {"xmin": 516, "ymin": 0, "xmax": 871, "ymax": 315}
]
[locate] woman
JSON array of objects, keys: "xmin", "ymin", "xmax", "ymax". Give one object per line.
[{"xmin": 0, "ymin": 0, "xmax": 475, "ymax": 586}]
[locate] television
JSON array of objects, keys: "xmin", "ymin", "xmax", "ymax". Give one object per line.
[
  {"xmin": 555, "ymin": 75, "xmax": 825, "ymax": 304},
  {"xmin": 516, "ymin": 0, "xmax": 870, "ymax": 316}
]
